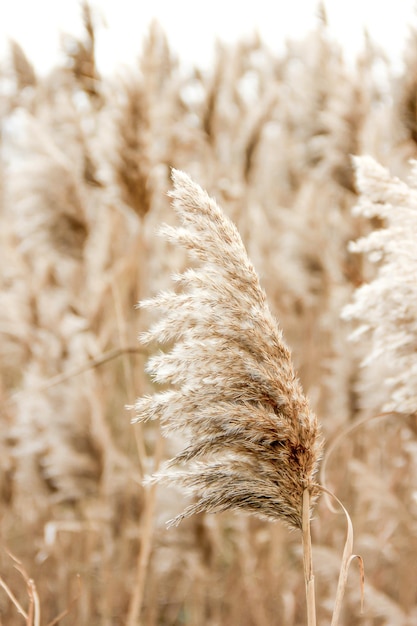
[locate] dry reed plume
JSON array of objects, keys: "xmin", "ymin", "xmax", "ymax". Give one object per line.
[
  {"xmin": 343, "ymin": 156, "xmax": 417, "ymax": 415},
  {"xmin": 134, "ymin": 170, "xmax": 323, "ymax": 530}
]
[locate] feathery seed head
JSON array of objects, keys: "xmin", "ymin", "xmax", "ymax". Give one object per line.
[{"xmin": 134, "ymin": 169, "xmax": 323, "ymax": 530}]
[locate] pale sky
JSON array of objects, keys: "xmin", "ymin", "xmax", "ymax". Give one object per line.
[{"xmin": 0, "ymin": 0, "xmax": 416, "ymax": 74}]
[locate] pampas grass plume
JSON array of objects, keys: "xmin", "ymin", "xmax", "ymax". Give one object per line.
[{"xmin": 134, "ymin": 169, "xmax": 323, "ymax": 530}]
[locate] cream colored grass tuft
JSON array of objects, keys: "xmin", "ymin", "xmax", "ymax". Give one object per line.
[{"xmin": 134, "ymin": 169, "xmax": 323, "ymax": 530}]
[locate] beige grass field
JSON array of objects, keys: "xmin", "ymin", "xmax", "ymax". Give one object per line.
[{"xmin": 1, "ymin": 4, "xmax": 417, "ymax": 625}]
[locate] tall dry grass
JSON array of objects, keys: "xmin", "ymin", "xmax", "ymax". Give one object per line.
[
  {"xmin": 0, "ymin": 4, "xmax": 416, "ymax": 625},
  {"xmin": 135, "ymin": 169, "xmax": 323, "ymax": 529}
]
